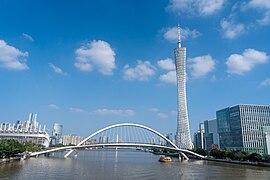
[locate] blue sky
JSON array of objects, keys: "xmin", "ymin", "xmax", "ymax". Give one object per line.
[{"xmin": 0, "ymin": 0, "xmax": 269, "ymax": 137}]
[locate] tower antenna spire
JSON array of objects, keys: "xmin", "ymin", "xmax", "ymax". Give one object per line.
[{"xmin": 178, "ymin": 22, "xmax": 181, "ymax": 48}]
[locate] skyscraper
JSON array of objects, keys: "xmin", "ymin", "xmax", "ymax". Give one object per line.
[
  {"xmin": 204, "ymin": 119, "xmax": 219, "ymax": 150},
  {"xmin": 51, "ymin": 123, "xmax": 63, "ymax": 145},
  {"xmin": 217, "ymin": 104, "xmax": 270, "ymax": 155},
  {"xmin": 175, "ymin": 24, "xmax": 192, "ymax": 149},
  {"xmin": 194, "ymin": 123, "xmax": 205, "ymax": 149}
]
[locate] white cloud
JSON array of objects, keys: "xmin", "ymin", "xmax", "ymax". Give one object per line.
[
  {"xmin": 159, "ymin": 70, "xmax": 177, "ymax": 84},
  {"xmin": 257, "ymin": 11, "xmax": 270, "ymax": 25},
  {"xmin": 226, "ymin": 48, "xmax": 269, "ymax": 75},
  {"xmin": 163, "ymin": 27, "xmax": 178, "ymax": 42},
  {"xmin": 163, "ymin": 27, "xmax": 201, "ymax": 42},
  {"xmin": 220, "ymin": 19, "xmax": 245, "ymax": 39},
  {"xmin": 69, "ymin": 107, "xmax": 85, "ymax": 113},
  {"xmin": 49, "ymin": 63, "xmax": 68, "ymax": 76},
  {"xmin": 0, "ymin": 40, "xmax": 29, "ymax": 70},
  {"xmin": 22, "ymin": 33, "xmax": 34, "ymax": 41},
  {"xmin": 157, "ymin": 113, "xmax": 168, "ymax": 119},
  {"xmin": 157, "ymin": 58, "xmax": 175, "ymax": 71},
  {"xmin": 197, "ymin": 0, "xmax": 226, "ymax": 16},
  {"xmin": 182, "ymin": 28, "xmax": 201, "ymax": 40},
  {"xmin": 245, "ymin": 0, "xmax": 270, "ymax": 26},
  {"xmin": 247, "ymin": 0, "xmax": 270, "ymax": 9},
  {"xmin": 48, "ymin": 104, "xmax": 59, "ymax": 109},
  {"xmin": 189, "ymin": 55, "xmax": 215, "ymax": 78},
  {"xmin": 123, "ymin": 60, "xmax": 155, "ymax": 81},
  {"xmin": 94, "ymin": 109, "xmax": 135, "ymax": 116},
  {"xmin": 167, "ymin": 0, "xmax": 225, "ymax": 16},
  {"xmin": 261, "ymin": 78, "xmax": 270, "ymax": 86},
  {"xmin": 149, "ymin": 108, "xmax": 159, "ymax": 112},
  {"xmin": 75, "ymin": 40, "xmax": 116, "ymax": 75}
]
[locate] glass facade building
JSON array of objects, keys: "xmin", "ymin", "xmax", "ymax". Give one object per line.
[
  {"xmin": 204, "ymin": 119, "xmax": 219, "ymax": 150},
  {"xmin": 217, "ymin": 104, "xmax": 270, "ymax": 154}
]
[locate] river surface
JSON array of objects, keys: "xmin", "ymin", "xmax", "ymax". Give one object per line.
[{"xmin": 1, "ymin": 149, "xmax": 270, "ymax": 180}]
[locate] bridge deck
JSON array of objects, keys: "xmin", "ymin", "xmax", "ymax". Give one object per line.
[{"xmin": 30, "ymin": 143, "xmax": 205, "ymax": 159}]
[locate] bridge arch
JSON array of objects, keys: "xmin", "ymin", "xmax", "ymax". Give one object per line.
[
  {"xmin": 73, "ymin": 123, "xmax": 178, "ymax": 147},
  {"xmin": 30, "ymin": 123, "xmax": 205, "ymax": 159},
  {"xmin": 64, "ymin": 123, "xmax": 181, "ymax": 157},
  {"xmin": 64, "ymin": 123, "xmax": 203, "ymax": 159}
]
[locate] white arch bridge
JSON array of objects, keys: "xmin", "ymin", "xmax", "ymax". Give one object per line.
[{"xmin": 30, "ymin": 123, "xmax": 205, "ymax": 160}]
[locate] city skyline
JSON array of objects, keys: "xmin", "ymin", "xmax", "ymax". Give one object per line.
[{"xmin": 0, "ymin": 0, "xmax": 270, "ymax": 137}]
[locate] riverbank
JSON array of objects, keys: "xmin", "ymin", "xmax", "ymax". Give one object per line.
[
  {"xmin": 169, "ymin": 153, "xmax": 270, "ymax": 167},
  {"xmin": 0, "ymin": 157, "xmax": 21, "ymax": 165},
  {"xmin": 205, "ymin": 157, "xmax": 270, "ymax": 167}
]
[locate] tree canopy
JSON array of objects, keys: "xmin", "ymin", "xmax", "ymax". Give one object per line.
[
  {"xmin": 0, "ymin": 139, "xmax": 42, "ymax": 158},
  {"xmin": 0, "ymin": 139, "xmax": 25, "ymax": 158}
]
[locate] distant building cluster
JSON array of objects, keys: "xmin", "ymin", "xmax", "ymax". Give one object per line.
[
  {"xmin": 0, "ymin": 113, "xmax": 86, "ymax": 148},
  {"xmin": 99, "ymin": 136, "xmax": 108, "ymax": 144},
  {"xmin": 0, "ymin": 113, "xmax": 50, "ymax": 148},
  {"xmin": 62, "ymin": 134, "xmax": 85, "ymax": 146},
  {"xmin": 193, "ymin": 104, "xmax": 270, "ymax": 155}
]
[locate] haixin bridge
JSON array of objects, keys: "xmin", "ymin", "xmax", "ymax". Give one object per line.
[{"xmin": 30, "ymin": 123, "xmax": 205, "ymax": 160}]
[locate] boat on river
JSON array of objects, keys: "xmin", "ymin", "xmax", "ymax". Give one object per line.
[{"xmin": 159, "ymin": 155, "xmax": 172, "ymax": 162}]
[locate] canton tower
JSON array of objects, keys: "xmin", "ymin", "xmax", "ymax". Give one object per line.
[{"xmin": 174, "ymin": 24, "xmax": 192, "ymax": 149}]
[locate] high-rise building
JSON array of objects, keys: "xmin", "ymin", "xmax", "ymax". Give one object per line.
[
  {"xmin": 51, "ymin": 123, "xmax": 63, "ymax": 145},
  {"xmin": 175, "ymin": 24, "xmax": 192, "ymax": 149},
  {"xmin": 165, "ymin": 133, "xmax": 173, "ymax": 142},
  {"xmin": 62, "ymin": 134, "xmax": 85, "ymax": 146},
  {"xmin": 193, "ymin": 123, "xmax": 205, "ymax": 149},
  {"xmin": 217, "ymin": 104, "xmax": 270, "ymax": 154},
  {"xmin": 204, "ymin": 119, "xmax": 219, "ymax": 150}
]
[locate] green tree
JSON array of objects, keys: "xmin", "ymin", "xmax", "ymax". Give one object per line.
[
  {"xmin": 210, "ymin": 149, "xmax": 224, "ymax": 158},
  {"xmin": 50, "ymin": 144, "xmax": 64, "ymax": 148},
  {"xmin": 209, "ymin": 149, "xmax": 219, "ymax": 158},
  {"xmin": 246, "ymin": 153, "xmax": 262, "ymax": 162},
  {"xmin": 234, "ymin": 152, "xmax": 246, "ymax": 161},
  {"xmin": 226, "ymin": 150, "xmax": 235, "ymax": 160},
  {"xmin": 24, "ymin": 142, "xmax": 42, "ymax": 152},
  {"xmin": 210, "ymin": 149, "xmax": 229, "ymax": 159},
  {"xmin": 195, "ymin": 148, "xmax": 208, "ymax": 156},
  {"xmin": 262, "ymin": 154, "xmax": 270, "ymax": 162},
  {"xmin": 0, "ymin": 139, "xmax": 26, "ymax": 158}
]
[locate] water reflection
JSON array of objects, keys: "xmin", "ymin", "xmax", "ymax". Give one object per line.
[
  {"xmin": 0, "ymin": 160, "xmax": 23, "ymax": 179},
  {"xmin": 1, "ymin": 150, "xmax": 270, "ymax": 180},
  {"xmin": 113, "ymin": 149, "xmax": 118, "ymax": 178}
]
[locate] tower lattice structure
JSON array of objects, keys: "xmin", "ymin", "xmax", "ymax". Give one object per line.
[{"xmin": 174, "ymin": 24, "xmax": 192, "ymax": 149}]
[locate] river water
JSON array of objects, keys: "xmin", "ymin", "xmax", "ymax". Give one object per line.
[{"xmin": 1, "ymin": 149, "xmax": 270, "ymax": 180}]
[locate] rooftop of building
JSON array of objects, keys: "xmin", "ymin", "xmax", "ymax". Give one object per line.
[{"xmin": 217, "ymin": 104, "xmax": 270, "ymax": 112}]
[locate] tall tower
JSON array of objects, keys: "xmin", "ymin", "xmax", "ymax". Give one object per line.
[{"xmin": 174, "ymin": 24, "xmax": 192, "ymax": 149}]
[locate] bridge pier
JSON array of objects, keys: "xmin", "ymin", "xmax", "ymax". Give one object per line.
[
  {"xmin": 179, "ymin": 151, "xmax": 189, "ymax": 160},
  {"xmin": 178, "ymin": 153, "xmax": 182, "ymax": 161}
]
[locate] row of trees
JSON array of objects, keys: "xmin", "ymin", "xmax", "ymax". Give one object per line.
[
  {"xmin": 0, "ymin": 139, "xmax": 42, "ymax": 158},
  {"xmin": 194, "ymin": 148, "xmax": 270, "ymax": 162}
]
